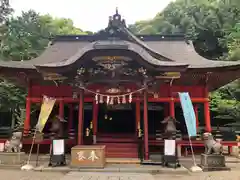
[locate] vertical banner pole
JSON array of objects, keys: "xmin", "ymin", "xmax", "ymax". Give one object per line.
[
  {"xmin": 179, "ymin": 92, "xmax": 202, "ymax": 171},
  {"xmin": 188, "ymin": 135, "xmax": 197, "ymax": 166}
]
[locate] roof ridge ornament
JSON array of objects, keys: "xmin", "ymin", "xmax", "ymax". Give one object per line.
[{"xmin": 108, "ymin": 7, "xmax": 126, "ymax": 29}]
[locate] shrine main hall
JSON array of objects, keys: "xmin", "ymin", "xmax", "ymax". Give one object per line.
[{"xmin": 0, "ymin": 10, "xmax": 240, "ymax": 160}]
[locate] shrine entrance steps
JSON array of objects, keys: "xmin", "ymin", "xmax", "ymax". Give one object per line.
[{"xmin": 97, "ymin": 134, "xmax": 139, "ymax": 158}]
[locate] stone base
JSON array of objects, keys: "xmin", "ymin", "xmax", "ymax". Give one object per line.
[
  {"xmin": 0, "ymin": 152, "xmax": 25, "ymax": 165},
  {"xmin": 200, "ymin": 153, "xmax": 230, "ymax": 172}
]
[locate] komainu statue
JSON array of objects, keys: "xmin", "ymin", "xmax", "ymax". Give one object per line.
[
  {"xmin": 49, "ymin": 115, "xmax": 66, "ymax": 139},
  {"xmin": 4, "ymin": 132, "xmax": 23, "ymax": 153},
  {"xmin": 203, "ymin": 132, "xmax": 223, "ymax": 155},
  {"xmin": 161, "ymin": 116, "xmax": 179, "ymax": 139}
]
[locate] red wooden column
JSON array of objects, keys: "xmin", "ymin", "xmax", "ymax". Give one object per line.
[
  {"xmin": 92, "ymin": 102, "xmax": 99, "ymax": 144},
  {"xmin": 68, "ymin": 104, "xmax": 73, "ymax": 132},
  {"xmin": 204, "ymin": 86, "xmax": 212, "ymax": 132},
  {"xmin": 169, "ymin": 86, "xmax": 175, "ymax": 117},
  {"xmin": 194, "ymin": 105, "xmax": 199, "ymax": 129},
  {"xmin": 59, "ymin": 99, "xmax": 64, "ymax": 118},
  {"xmin": 24, "ymin": 81, "xmax": 32, "ymax": 136},
  {"xmin": 143, "ymin": 90, "xmax": 149, "ymax": 160},
  {"xmin": 24, "ymin": 97, "xmax": 31, "ymax": 135},
  {"xmin": 135, "ymin": 99, "xmax": 141, "ymax": 135},
  {"xmin": 78, "ymin": 90, "xmax": 84, "ymax": 145}
]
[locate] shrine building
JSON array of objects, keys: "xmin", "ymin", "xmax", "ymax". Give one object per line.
[{"xmin": 1, "ymin": 10, "xmax": 240, "ymax": 160}]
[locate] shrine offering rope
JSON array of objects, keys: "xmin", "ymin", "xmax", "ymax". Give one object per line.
[{"xmin": 79, "ymin": 86, "xmax": 147, "ymax": 97}]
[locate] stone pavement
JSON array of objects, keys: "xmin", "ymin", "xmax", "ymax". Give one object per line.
[
  {"xmin": 1, "ymin": 169, "xmax": 240, "ymax": 180},
  {"xmin": 61, "ymin": 172, "xmax": 154, "ymax": 180},
  {"xmin": 0, "ymin": 169, "xmax": 65, "ymax": 180}
]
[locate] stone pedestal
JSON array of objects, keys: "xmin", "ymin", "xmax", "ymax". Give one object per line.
[
  {"xmin": 0, "ymin": 152, "xmax": 25, "ymax": 165},
  {"xmin": 200, "ymin": 153, "xmax": 230, "ymax": 171}
]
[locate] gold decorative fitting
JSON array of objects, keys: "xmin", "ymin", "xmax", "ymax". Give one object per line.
[
  {"xmin": 106, "ymin": 88, "xmax": 120, "ymax": 94},
  {"xmin": 138, "ymin": 128, "xmax": 143, "ymax": 137},
  {"xmin": 90, "ymin": 121, "xmax": 93, "ymax": 129},
  {"xmin": 156, "ymin": 72, "xmax": 181, "ymax": 79},
  {"xmin": 77, "ymin": 67, "xmax": 85, "ymax": 75}
]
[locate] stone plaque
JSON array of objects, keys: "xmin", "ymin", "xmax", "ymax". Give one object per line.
[
  {"xmin": 200, "ymin": 153, "xmax": 230, "ymax": 171},
  {"xmin": 71, "ymin": 145, "xmax": 105, "ymax": 168}
]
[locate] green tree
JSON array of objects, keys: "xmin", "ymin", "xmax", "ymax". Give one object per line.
[
  {"xmin": 129, "ymin": 0, "xmax": 240, "ymax": 123},
  {"xmin": 1, "ymin": 10, "xmax": 88, "ymax": 61},
  {"xmin": 0, "ymin": 9, "xmax": 88, "ymax": 126}
]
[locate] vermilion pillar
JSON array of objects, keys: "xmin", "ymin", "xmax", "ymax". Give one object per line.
[
  {"xmin": 59, "ymin": 99, "xmax": 64, "ymax": 118},
  {"xmin": 78, "ymin": 90, "xmax": 84, "ymax": 145},
  {"xmin": 68, "ymin": 104, "xmax": 73, "ymax": 132},
  {"xmin": 194, "ymin": 105, "xmax": 199, "ymax": 129},
  {"xmin": 204, "ymin": 86, "xmax": 211, "ymax": 132},
  {"xmin": 92, "ymin": 102, "xmax": 98, "ymax": 144},
  {"xmin": 169, "ymin": 100, "xmax": 175, "ymax": 117},
  {"xmin": 169, "ymin": 86, "xmax": 175, "ymax": 117},
  {"xmin": 135, "ymin": 99, "xmax": 141, "ymax": 135},
  {"xmin": 24, "ymin": 97, "xmax": 31, "ymax": 135},
  {"xmin": 143, "ymin": 90, "xmax": 149, "ymax": 160}
]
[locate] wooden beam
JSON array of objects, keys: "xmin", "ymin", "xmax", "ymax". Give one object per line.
[{"xmin": 27, "ymin": 97, "xmax": 209, "ymax": 103}]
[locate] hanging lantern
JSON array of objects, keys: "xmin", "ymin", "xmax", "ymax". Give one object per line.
[
  {"xmin": 129, "ymin": 93, "xmax": 132, "ymax": 103},
  {"xmin": 117, "ymin": 96, "xmax": 120, "ymax": 104},
  {"xmin": 106, "ymin": 96, "xmax": 110, "ymax": 104},
  {"xmin": 99, "ymin": 95, "xmax": 104, "ymax": 104},
  {"xmin": 110, "ymin": 97, "xmax": 114, "ymax": 105},
  {"xmin": 95, "ymin": 94, "xmax": 99, "ymax": 104},
  {"xmin": 90, "ymin": 121, "xmax": 93, "ymax": 129},
  {"xmin": 122, "ymin": 95, "xmax": 126, "ymax": 104}
]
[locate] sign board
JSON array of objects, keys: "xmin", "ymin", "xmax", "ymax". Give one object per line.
[
  {"xmin": 164, "ymin": 140, "xmax": 176, "ymax": 156},
  {"xmin": 71, "ymin": 145, "xmax": 106, "ymax": 168},
  {"xmin": 53, "ymin": 139, "xmax": 65, "ymax": 155},
  {"xmin": 49, "ymin": 139, "xmax": 66, "ymax": 166}
]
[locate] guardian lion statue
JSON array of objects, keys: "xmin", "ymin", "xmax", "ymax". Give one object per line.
[
  {"xmin": 4, "ymin": 132, "xmax": 23, "ymax": 153},
  {"xmin": 203, "ymin": 132, "xmax": 223, "ymax": 155}
]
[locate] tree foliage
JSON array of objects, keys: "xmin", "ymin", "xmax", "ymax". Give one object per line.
[
  {"xmin": 130, "ymin": 0, "xmax": 240, "ymax": 122},
  {"xmin": 1, "ymin": 10, "xmax": 87, "ymax": 61},
  {"xmin": 0, "ymin": 8, "xmax": 88, "ymax": 125}
]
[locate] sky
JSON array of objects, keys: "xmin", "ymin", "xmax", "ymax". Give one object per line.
[{"xmin": 10, "ymin": 0, "xmax": 174, "ymax": 32}]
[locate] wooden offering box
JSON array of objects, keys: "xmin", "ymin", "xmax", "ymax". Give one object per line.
[{"xmin": 71, "ymin": 145, "xmax": 106, "ymax": 168}]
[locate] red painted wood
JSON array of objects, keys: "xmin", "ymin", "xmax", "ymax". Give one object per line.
[
  {"xmin": 204, "ymin": 86, "xmax": 211, "ymax": 132},
  {"xmin": 194, "ymin": 105, "xmax": 199, "ymax": 129},
  {"xmin": 159, "ymin": 85, "xmax": 205, "ymax": 98},
  {"xmin": 135, "ymin": 100, "xmax": 140, "ymax": 134},
  {"xmin": 169, "ymin": 86, "xmax": 175, "ymax": 117},
  {"xmin": 59, "ymin": 99, "xmax": 64, "ymax": 118},
  {"xmin": 143, "ymin": 90, "xmax": 149, "ymax": 160},
  {"xmin": 92, "ymin": 102, "xmax": 98, "ymax": 135},
  {"xmin": 78, "ymin": 90, "xmax": 84, "ymax": 145},
  {"xmin": 30, "ymin": 85, "xmax": 73, "ymax": 97},
  {"xmin": 28, "ymin": 97, "xmax": 209, "ymax": 103},
  {"xmin": 24, "ymin": 98, "xmax": 31, "ymax": 135},
  {"xmin": 29, "ymin": 85, "xmax": 206, "ymax": 98}
]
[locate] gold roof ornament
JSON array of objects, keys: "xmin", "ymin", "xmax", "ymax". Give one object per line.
[{"xmin": 156, "ymin": 72, "xmax": 181, "ymax": 79}]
